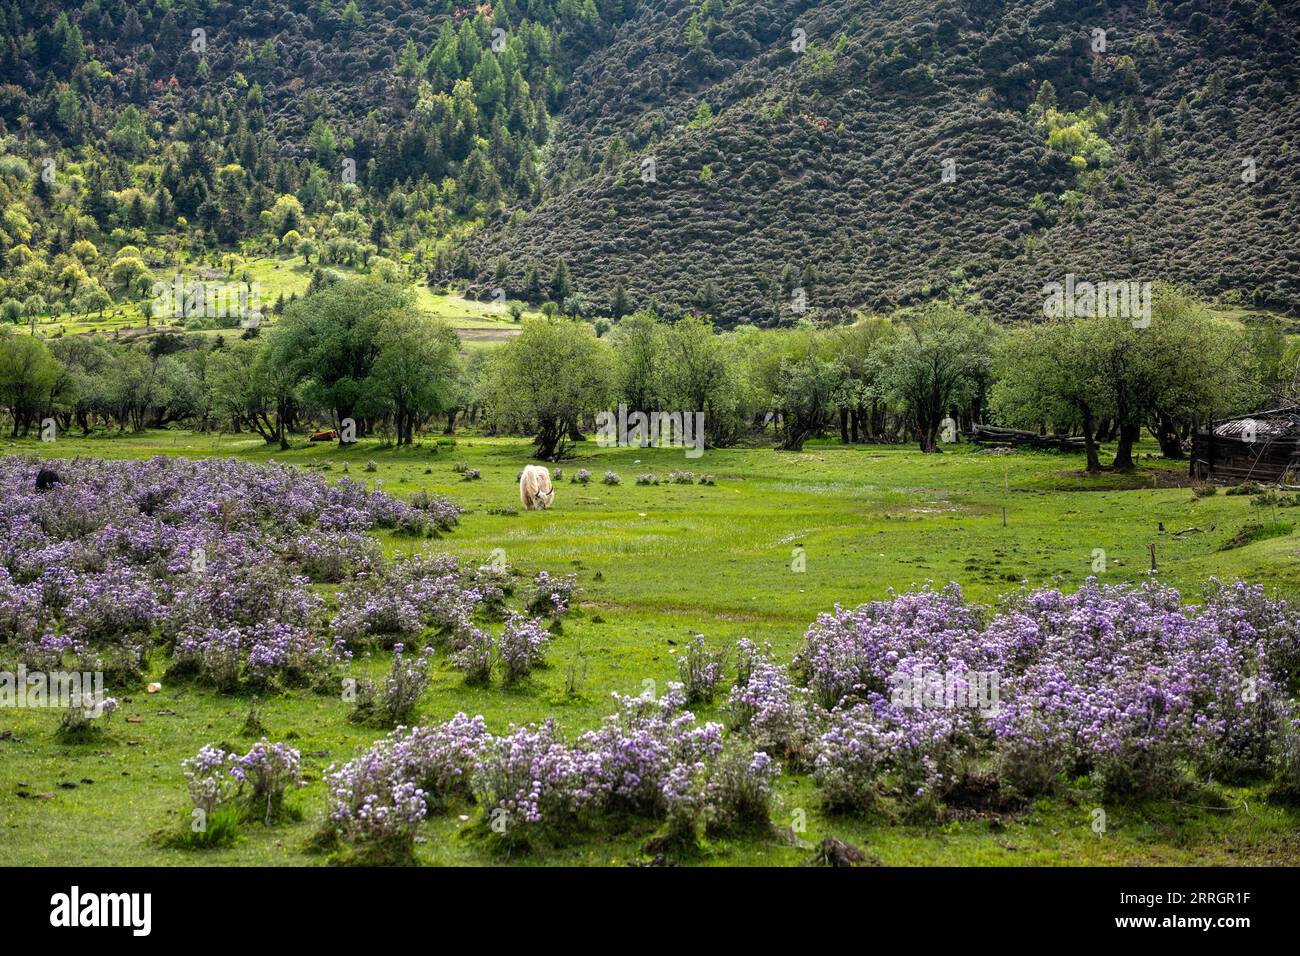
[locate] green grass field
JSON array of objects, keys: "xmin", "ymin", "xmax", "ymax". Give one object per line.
[{"xmin": 2, "ymin": 430, "xmax": 1299, "ymax": 866}]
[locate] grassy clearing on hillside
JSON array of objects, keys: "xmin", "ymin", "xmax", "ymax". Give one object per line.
[
  {"xmin": 2, "ymin": 431, "xmax": 1298, "ymax": 865},
  {"xmin": 30, "ymin": 253, "xmax": 531, "ymax": 340}
]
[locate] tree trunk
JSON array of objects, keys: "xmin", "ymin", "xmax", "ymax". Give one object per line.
[
  {"xmin": 1082, "ymin": 410, "xmax": 1102, "ymax": 474},
  {"xmin": 1112, "ymin": 422, "xmax": 1140, "ymax": 471},
  {"xmin": 918, "ymin": 413, "xmax": 940, "ymax": 453},
  {"xmin": 839, "ymin": 408, "xmax": 850, "ymax": 444},
  {"xmin": 1156, "ymin": 413, "xmax": 1183, "ymax": 459}
]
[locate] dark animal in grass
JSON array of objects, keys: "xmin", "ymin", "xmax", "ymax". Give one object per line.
[
  {"xmin": 810, "ymin": 838, "xmax": 873, "ymax": 867},
  {"xmin": 34, "ymin": 468, "xmax": 62, "ymax": 492}
]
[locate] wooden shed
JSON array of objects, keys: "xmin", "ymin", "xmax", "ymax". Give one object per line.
[{"xmin": 1189, "ymin": 406, "xmax": 1300, "ymax": 484}]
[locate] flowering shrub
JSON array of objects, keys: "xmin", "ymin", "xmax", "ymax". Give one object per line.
[
  {"xmin": 466, "ymin": 561, "xmax": 514, "ymax": 618},
  {"xmin": 699, "ymin": 475, "xmax": 716, "ymax": 486},
  {"xmin": 727, "ymin": 656, "xmax": 821, "ymax": 766},
  {"xmin": 329, "ymin": 553, "xmax": 472, "ymax": 649},
  {"xmin": 469, "ymin": 687, "xmax": 749, "ymax": 844},
  {"xmin": 572, "ymin": 468, "xmax": 591, "ymax": 484},
  {"xmin": 173, "ymin": 621, "xmax": 340, "ymax": 691},
  {"xmin": 795, "ymin": 584, "xmax": 987, "ymax": 709},
  {"xmin": 325, "ymin": 743, "xmax": 429, "ymax": 862},
  {"xmin": 798, "ymin": 579, "xmax": 1300, "ymax": 806},
  {"xmin": 461, "ymin": 469, "xmax": 481, "ymax": 481},
  {"xmin": 350, "ymin": 645, "xmax": 432, "ymax": 726},
  {"xmin": 280, "ymin": 531, "xmax": 382, "ymax": 583},
  {"xmin": 985, "ymin": 579, "xmax": 1290, "ymax": 796},
  {"xmin": 603, "ymin": 471, "xmax": 621, "ymax": 485},
  {"xmin": 392, "ymin": 714, "xmax": 494, "ymax": 808},
  {"xmin": 677, "ymin": 634, "xmax": 729, "ymax": 704},
  {"xmin": 498, "ymin": 613, "xmax": 551, "ymax": 685},
  {"xmin": 815, "ymin": 695, "xmax": 972, "ymax": 811},
  {"xmin": 525, "ymin": 571, "xmax": 576, "ymax": 620},
  {"xmin": 183, "ymin": 744, "xmax": 240, "ymax": 818},
  {"xmin": 0, "ymin": 456, "xmax": 456, "ymax": 690},
  {"xmin": 470, "ymin": 720, "xmax": 598, "ymax": 841},
  {"xmin": 636, "ymin": 473, "xmax": 659, "ymax": 485},
  {"xmin": 705, "ymin": 747, "xmax": 779, "ymax": 833},
  {"xmin": 182, "ymin": 739, "xmax": 301, "ymax": 830},
  {"xmin": 232, "ymin": 739, "xmax": 303, "ymax": 824},
  {"xmin": 451, "ymin": 624, "xmax": 494, "ymax": 685},
  {"xmin": 667, "ymin": 471, "xmax": 695, "ymax": 484},
  {"xmin": 330, "ymin": 689, "xmax": 775, "ymax": 851},
  {"xmin": 55, "ymin": 691, "xmax": 118, "ymax": 742}
]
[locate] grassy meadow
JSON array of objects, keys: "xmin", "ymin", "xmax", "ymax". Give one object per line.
[
  {"xmin": 2, "ymin": 430, "xmax": 1299, "ymax": 866},
  {"xmin": 33, "ymin": 252, "xmax": 531, "ymax": 342}
]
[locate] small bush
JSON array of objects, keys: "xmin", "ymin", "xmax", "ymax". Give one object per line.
[
  {"xmin": 677, "ymin": 634, "xmax": 729, "ymax": 704},
  {"xmin": 498, "ymin": 613, "xmax": 551, "ymax": 685},
  {"xmin": 1225, "ymin": 482, "xmax": 1264, "ymax": 496},
  {"xmin": 55, "ymin": 693, "xmax": 118, "ymax": 743},
  {"xmin": 232, "ymin": 739, "xmax": 304, "ymax": 825},
  {"xmin": 350, "ymin": 646, "xmax": 432, "ymax": 726},
  {"xmin": 451, "ymin": 625, "xmax": 494, "ymax": 685},
  {"xmin": 1271, "ymin": 715, "xmax": 1300, "ymax": 802},
  {"xmin": 526, "ymin": 570, "xmax": 577, "ymax": 620},
  {"xmin": 706, "ymin": 748, "xmax": 779, "ymax": 834}
]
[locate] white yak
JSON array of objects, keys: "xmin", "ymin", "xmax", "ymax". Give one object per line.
[{"xmin": 519, "ymin": 465, "xmax": 555, "ymax": 510}]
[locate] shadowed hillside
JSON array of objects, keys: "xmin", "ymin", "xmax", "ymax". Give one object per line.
[{"xmin": 470, "ymin": 0, "xmax": 1300, "ymax": 324}]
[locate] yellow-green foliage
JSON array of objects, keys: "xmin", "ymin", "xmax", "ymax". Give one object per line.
[{"xmin": 1042, "ymin": 108, "xmax": 1113, "ymax": 170}]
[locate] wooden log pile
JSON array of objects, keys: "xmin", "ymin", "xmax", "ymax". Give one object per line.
[{"xmin": 967, "ymin": 424, "xmax": 1086, "ymax": 452}]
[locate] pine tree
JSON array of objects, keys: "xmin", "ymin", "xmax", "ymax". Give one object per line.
[
  {"xmin": 1034, "ymin": 80, "xmax": 1057, "ymax": 113},
  {"xmin": 550, "ymin": 259, "xmax": 572, "ymax": 302},
  {"xmin": 610, "ymin": 279, "xmax": 630, "ymax": 318},
  {"xmin": 1144, "ymin": 120, "xmax": 1164, "ymax": 161}
]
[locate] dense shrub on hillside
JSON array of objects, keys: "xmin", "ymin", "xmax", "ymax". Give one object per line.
[{"xmin": 471, "ymin": 0, "xmax": 1300, "ymax": 323}]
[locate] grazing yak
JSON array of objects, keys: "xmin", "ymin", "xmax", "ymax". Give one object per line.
[{"xmin": 519, "ymin": 465, "xmax": 555, "ymax": 511}]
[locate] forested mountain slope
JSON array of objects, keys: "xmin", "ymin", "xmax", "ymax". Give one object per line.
[
  {"xmin": 472, "ymin": 0, "xmax": 1300, "ymax": 324},
  {"xmin": 0, "ymin": 0, "xmax": 1296, "ymax": 327}
]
